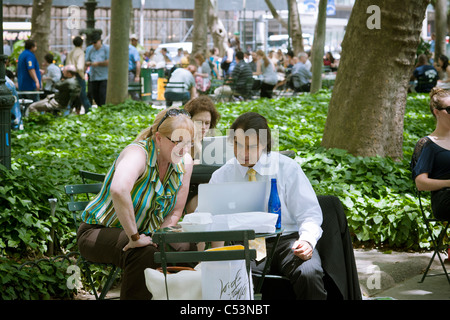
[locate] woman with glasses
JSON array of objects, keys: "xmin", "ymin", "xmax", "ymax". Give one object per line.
[
  {"xmin": 77, "ymin": 107, "xmax": 194, "ymax": 300},
  {"xmin": 183, "ymin": 96, "xmax": 221, "ymax": 215},
  {"xmin": 411, "ymin": 87, "xmax": 450, "ymax": 220}
]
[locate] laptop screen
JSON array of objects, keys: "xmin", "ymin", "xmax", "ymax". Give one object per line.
[{"xmin": 197, "ymin": 181, "xmax": 267, "ymax": 215}]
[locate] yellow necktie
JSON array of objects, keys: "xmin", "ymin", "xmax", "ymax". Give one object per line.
[
  {"xmin": 248, "ymin": 168, "xmax": 257, "ymax": 182},
  {"xmin": 247, "ymin": 167, "xmax": 266, "ymax": 260}
]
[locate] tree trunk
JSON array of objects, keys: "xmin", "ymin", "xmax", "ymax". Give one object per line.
[
  {"xmin": 31, "ymin": 0, "xmax": 53, "ymax": 65},
  {"xmin": 288, "ymin": 0, "xmax": 304, "ymax": 55},
  {"xmin": 434, "ymin": 0, "xmax": 447, "ymax": 59},
  {"xmin": 264, "ymin": 0, "xmax": 304, "ymax": 55},
  {"xmin": 310, "ymin": 0, "xmax": 327, "ymax": 93},
  {"xmin": 321, "ymin": 0, "xmax": 429, "ymax": 160},
  {"xmin": 208, "ymin": 0, "xmax": 228, "ymax": 56},
  {"xmin": 106, "ymin": 0, "xmax": 131, "ymax": 105},
  {"xmin": 192, "ymin": 0, "xmax": 209, "ymax": 57}
]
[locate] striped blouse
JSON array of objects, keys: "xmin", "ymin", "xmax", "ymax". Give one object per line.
[{"xmin": 81, "ymin": 138, "xmax": 185, "ymax": 234}]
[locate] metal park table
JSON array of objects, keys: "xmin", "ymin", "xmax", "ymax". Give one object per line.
[{"xmin": 152, "ymin": 226, "xmax": 284, "ymax": 298}]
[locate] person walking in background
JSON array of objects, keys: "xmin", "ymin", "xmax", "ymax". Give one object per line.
[
  {"xmin": 17, "ymin": 39, "xmax": 42, "ymax": 102},
  {"xmin": 66, "ymin": 35, "xmax": 92, "ymax": 114},
  {"xmin": 85, "ymin": 35, "xmax": 109, "ymax": 107}
]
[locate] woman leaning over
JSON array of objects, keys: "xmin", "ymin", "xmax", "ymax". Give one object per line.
[
  {"xmin": 77, "ymin": 107, "xmax": 194, "ymax": 300},
  {"xmin": 411, "ymin": 87, "xmax": 450, "ymax": 220}
]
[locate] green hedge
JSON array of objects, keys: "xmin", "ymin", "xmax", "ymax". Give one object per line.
[{"xmin": 0, "ymin": 91, "xmax": 439, "ymax": 299}]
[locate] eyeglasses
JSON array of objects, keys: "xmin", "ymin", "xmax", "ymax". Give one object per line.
[
  {"xmin": 165, "ymin": 135, "xmax": 194, "ymax": 148},
  {"xmin": 436, "ymin": 106, "xmax": 450, "ymax": 113},
  {"xmin": 156, "ymin": 109, "xmax": 191, "ymax": 132}
]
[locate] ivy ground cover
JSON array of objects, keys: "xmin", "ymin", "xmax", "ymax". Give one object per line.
[{"xmin": 1, "ymin": 91, "xmax": 437, "ymax": 261}]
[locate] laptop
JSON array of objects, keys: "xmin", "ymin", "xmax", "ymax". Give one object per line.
[
  {"xmin": 200, "ymin": 136, "xmax": 235, "ymax": 166},
  {"xmin": 197, "ymin": 181, "xmax": 267, "ymax": 215}
]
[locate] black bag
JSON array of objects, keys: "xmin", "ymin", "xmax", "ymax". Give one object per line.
[{"xmin": 220, "ymin": 55, "xmax": 230, "ymax": 72}]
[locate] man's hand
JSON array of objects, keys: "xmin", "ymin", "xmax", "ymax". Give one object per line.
[
  {"xmin": 292, "ymin": 240, "xmax": 313, "ymax": 261},
  {"xmin": 123, "ymin": 234, "xmax": 157, "ymax": 251}
]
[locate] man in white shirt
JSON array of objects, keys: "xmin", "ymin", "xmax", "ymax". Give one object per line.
[{"xmin": 208, "ymin": 112, "xmax": 326, "ymax": 300}]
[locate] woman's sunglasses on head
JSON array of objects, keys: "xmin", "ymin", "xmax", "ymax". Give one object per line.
[{"xmin": 156, "ymin": 109, "xmax": 191, "ymax": 132}]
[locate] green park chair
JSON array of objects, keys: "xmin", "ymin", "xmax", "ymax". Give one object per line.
[{"xmin": 64, "ymin": 182, "xmax": 121, "ymax": 300}]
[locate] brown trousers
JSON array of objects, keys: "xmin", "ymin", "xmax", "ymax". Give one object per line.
[{"xmin": 77, "ymin": 222, "xmax": 195, "ymax": 300}]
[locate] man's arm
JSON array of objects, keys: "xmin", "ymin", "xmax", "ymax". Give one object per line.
[
  {"xmin": 91, "ymin": 60, "xmax": 109, "ymax": 67},
  {"xmin": 28, "ymin": 68, "xmax": 40, "ymax": 90},
  {"xmin": 284, "ymin": 160, "xmax": 323, "ymax": 260}
]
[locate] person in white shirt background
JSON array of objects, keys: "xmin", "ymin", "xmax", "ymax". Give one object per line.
[{"xmin": 208, "ymin": 112, "xmax": 326, "ymax": 300}]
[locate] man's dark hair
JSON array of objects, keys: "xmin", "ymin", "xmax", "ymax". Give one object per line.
[
  {"xmin": 229, "ymin": 112, "xmax": 272, "ymax": 153},
  {"xmin": 236, "ymin": 51, "xmax": 244, "ymax": 61},
  {"xmin": 24, "ymin": 39, "xmax": 36, "ymax": 50},
  {"xmin": 44, "ymin": 53, "xmax": 54, "ymax": 64},
  {"xmin": 73, "ymin": 36, "xmax": 83, "ymax": 47}
]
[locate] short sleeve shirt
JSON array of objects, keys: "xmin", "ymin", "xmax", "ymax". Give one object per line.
[
  {"xmin": 85, "ymin": 44, "xmax": 109, "ymax": 81},
  {"xmin": 412, "ymin": 137, "xmax": 450, "ymax": 180},
  {"xmin": 128, "ymin": 45, "xmax": 140, "ymax": 71},
  {"xmin": 17, "ymin": 49, "xmax": 41, "ymax": 91}
]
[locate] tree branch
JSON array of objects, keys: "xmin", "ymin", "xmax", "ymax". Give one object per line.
[{"xmin": 264, "ymin": 0, "xmax": 289, "ymax": 30}]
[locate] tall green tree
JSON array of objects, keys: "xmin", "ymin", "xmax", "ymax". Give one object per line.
[
  {"xmin": 106, "ymin": 0, "xmax": 131, "ymax": 105},
  {"xmin": 321, "ymin": 0, "xmax": 430, "ymax": 160}
]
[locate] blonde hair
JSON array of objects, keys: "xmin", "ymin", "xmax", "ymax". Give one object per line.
[
  {"xmin": 134, "ymin": 107, "xmax": 194, "ymax": 142},
  {"xmin": 429, "ymin": 87, "xmax": 450, "ymax": 117}
]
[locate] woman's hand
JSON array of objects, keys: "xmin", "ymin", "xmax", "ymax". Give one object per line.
[{"xmin": 123, "ymin": 234, "xmax": 157, "ymax": 251}]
